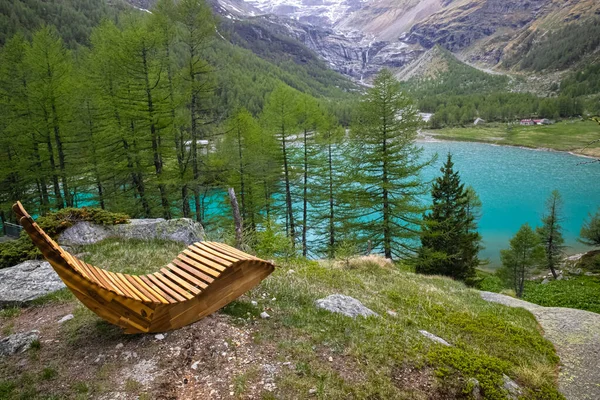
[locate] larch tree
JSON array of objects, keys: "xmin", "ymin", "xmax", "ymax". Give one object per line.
[
  {"xmin": 222, "ymin": 108, "xmax": 278, "ymax": 234},
  {"xmin": 87, "ymin": 20, "xmax": 152, "ymax": 217},
  {"xmin": 536, "ymin": 190, "xmax": 565, "ymax": 279},
  {"xmin": 310, "ymin": 113, "xmax": 349, "ymax": 258},
  {"xmin": 176, "ymin": 0, "xmax": 216, "ymax": 223},
  {"xmin": 416, "ymin": 154, "xmax": 481, "ymax": 282},
  {"xmin": 580, "ymin": 208, "xmax": 600, "ymax": 247},
  {"xmin": 0, "ymin": 34, "xmax": 47, "ymax": 215},
  {"xmin": 500, "ymin": 223, "xmax": 544, "ymax": 298},
  {"xmin": 350, "ymin": 69, "xmax": 431, "ymax": 259},
  {"xmin": 119, "ymin": 15, "xmax": 173, "ymax": 219},
  {"xmin": 25, "ymin": 26, "xmax": 75, "ymax": 209},
  {"xmin": 261, "ymin": 84, "xmax": 299, "ymax": 250},
  {"xmin": 295, "ymin": 93, "xmax": 322, "ymax": 256}
]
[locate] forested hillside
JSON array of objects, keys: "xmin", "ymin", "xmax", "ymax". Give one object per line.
[
  {"xmin": 402, "ymin": 47, "xmax": 596, "ymax": 127},
  {"xmin": 0, "ymin": 0, "xmax": 409, "ymax": 261},
  {"xmin": 0, "ymin": 0, "xmax": 126, "ymax": 47}
]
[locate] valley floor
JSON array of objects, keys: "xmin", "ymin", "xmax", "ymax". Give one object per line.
[{"xmin": 423, "ymin": 120, "xmax": 600, "ymax": 158}]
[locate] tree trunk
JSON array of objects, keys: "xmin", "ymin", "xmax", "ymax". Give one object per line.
[
  {"xmin": 228, "ymin": 187, "xmax": 243, "ymax": 249},
  {"xmin": 142, "ymin": 47, "xmax": 170, "ymax": 219},
  {"xmin": 281, "ymin": 131, "xmax": 295, "ymax": 250},
  {"xmin": 302, "ymin": 128, "xmax": 308, "ymax": 257},
  {"xmin": 327, "ymin": 141, "xmax": 335, "ymax": 258}
]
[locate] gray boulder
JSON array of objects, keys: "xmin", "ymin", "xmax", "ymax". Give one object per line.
[
  {"xmin": 315, "ymin": 294, "xmax": 378, "ymax": 318},
  {"xmin": 0, "ymin": 260, "xmax": 65, "ymax": 306},
  {"xmin": 502, "ymin": 374, "xmax": 522, "ymax": 399},
  {"xmin": 0, "ymin": 331, "xmax": 39, "ymax": 356},
  {"xmin": 59, "ymin": 218, "xmax": 204, "ymax": 246}
]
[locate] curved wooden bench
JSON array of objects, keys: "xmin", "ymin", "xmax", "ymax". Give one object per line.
[{"xmin": 12, "ymin": 202, "xmax": 275, "ymax": 334}]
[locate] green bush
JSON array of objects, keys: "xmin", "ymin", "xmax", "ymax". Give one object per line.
[
  {"xmin": 0, "ymin": 207, "xmax": 129, "ymax": 269},
  {"xmin": 475, "ymin": 273, "xmax": 505, "ymax": 293},
  {"xmin": 523, "ymin": 276, "xmax": 600, "ymax": 313}
]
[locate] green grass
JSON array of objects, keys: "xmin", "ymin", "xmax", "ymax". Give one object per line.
[
  {"xmin": 82, "ymin": 238, "xmax": 183, "ymax": 275},
  {"xmin": 249, "ymin": 259, "xmax": 562, "ymax": 399},
  {"xmin": 427, "ymin": 119, "xmax": 600, "ymax": 157},
  {"xmin": 523, "ymin": 276, "xmax": 600, "ymax": 313},
  {"xmin": 0, "ymin": 239, "xmax": 565, "ymax": 399}
]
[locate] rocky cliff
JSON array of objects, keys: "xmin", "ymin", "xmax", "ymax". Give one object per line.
[{"xmin": 213, "ymin": 0, "xmax": 600, "ymax": 82}]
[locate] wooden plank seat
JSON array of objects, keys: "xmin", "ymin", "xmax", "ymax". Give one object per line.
[{"xmin": 12, "ymin": 201, "xmax": 275, "ymax": 334}]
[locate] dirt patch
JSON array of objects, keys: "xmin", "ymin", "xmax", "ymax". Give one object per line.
[
  {"xmin": 0, "ymin": 304, "xmax": 287, "ymax": 399},
  {"xmin": 391, "ymin": 365, "xmax": 463, "ymax": 399}
]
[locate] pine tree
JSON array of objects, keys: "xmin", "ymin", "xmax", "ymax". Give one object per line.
[
  {"xmin": 350, "ymin": 69, "xmax": 431, "ymax": 259},
  {"xmin": 416, "ymin": 153, "xmax": 481, "ymax": 282},
  {"xmin": 536, "ymin": 190, "xmax": 565, "ymax": 279},
  {"xmin": 500, "ymin": 223, "xmax": 544, "ymax": 298}
]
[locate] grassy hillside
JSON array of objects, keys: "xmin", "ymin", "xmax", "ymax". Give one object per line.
[
  {"xmin": 504, "ymin": 17, "xmax": 600, "ymax": 72},
  {"xmin": 0, "ymin": 239, "xmax": 563, "ymax": 399}
]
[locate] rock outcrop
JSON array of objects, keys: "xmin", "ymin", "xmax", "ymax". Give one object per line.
[
  {"xmin": 0, "ymin": 261, "xmax": 66, "ymax": 306},
  {"xmin": 315, "ymin": 294, "xmax": 378, "ymax": 318},
  {"xmin": 58, "ymin": 218, "xmax": 204, "ymax": 246}
]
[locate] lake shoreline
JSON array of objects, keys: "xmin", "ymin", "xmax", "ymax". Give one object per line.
[{"xmin": 418, "ymin": 130, "xmax": 599, "ymax": 161}]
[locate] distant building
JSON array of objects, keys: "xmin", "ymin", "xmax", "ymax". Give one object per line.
[
  {"xmin": 521, "ymin": 118, "xmax": 552, "ymax": 126},
  {"xmin": 473, "ymin": 118, "xmax": 485, "ymax": 125}
]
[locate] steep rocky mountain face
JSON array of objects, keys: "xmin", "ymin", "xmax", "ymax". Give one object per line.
[{"xmin": 214, "ymin": 0, "xmax": 600, "ymax": 82}]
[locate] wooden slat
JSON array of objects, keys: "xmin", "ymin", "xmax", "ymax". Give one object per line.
[
  {"xmin": 72, "ymin": 258, "xmax": 95, "ymax": 283},
  {"xmin": 106, "ymin": 271, "xmax": 137, "ymax": 299},
  {"xmin": 178, "ymin": 253, "xmax": 220, "ymax": 278},
  {"xmin": 113, "ymin": 273, "xmax": 142, "ymax": 301},
  {"xmin": 95, "ymin": 267, "xmax": 125, "ymax": 296},
  {"xmin": 146, "ymin": 274, "xmax": 187, "ymax": 302},
  {"xmin": 184, "ymin": 248, "xmax": 227, "ymax": 272},
  {"xmin": 125, "ymin": 275, "xmax": 160, "ymax": 303},
  {"xmin": 153, "ymin": 273, "xmax": 194, "ymax": 300},
  {"xmin": 64, "ymin": 252, "xmax": 90, "ymax": 279},
  {"xmin": 161, "ymin": 268, "xmax": 201, "ymax": 295},
  {"xmin": 208, "ymin": 242, "xmax": 255, "ymax": 260},
  {"xmin": 186, "ymin": 245, "xmax": 231, "ymax": 267},
  {"xmin": 78, "ymin": 260, "xmax": 103, "ymax": 286},
  {"xmin": 89, "ymin": 265, "xmax": 115, "ymax": 291},
  {"xmin": 116, "ymin": 273, "xmax": 149, "ymax": 302},
  {"xmin": 167, "ymin": 263, "xmax": 208, "ymax": 289},
  {"xmin": 172, "ymin": 258, "xmax": 214, "ymax": 285},
  {"xmin": 99, "ymin": 270, "xmax": 127, "ymax": 297},
  {"xmin": 131, "ymin": 275, "xmax": 169, "ymax": 305},
  {"xmin": 141, "ymin": 275, "xmax": 176, "ymax": 304},
  {"xmin": 192, "ymin": 243, "xmax": 237, "ymax": 264}
]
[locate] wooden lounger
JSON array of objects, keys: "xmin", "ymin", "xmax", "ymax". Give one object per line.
[{"xmin": 12, "ymin": 202, "xmax": 275, "ymax": 334}]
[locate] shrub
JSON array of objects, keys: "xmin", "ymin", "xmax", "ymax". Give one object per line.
[
  {"xmin": 0, "ymin": 208, "xmax": 129, "ymax": 269},
  {"xmin": 523, "ymin": 276, "xmax": 600, "ymax": 313}
]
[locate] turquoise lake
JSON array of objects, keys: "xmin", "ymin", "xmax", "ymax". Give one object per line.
[
  {"xmin": 418, "ymin": 140, "xmax": 600, "ymax": 267},
  {"xmin": 64, "ymin": 139, "xmax": 600, "ymax": 268}
]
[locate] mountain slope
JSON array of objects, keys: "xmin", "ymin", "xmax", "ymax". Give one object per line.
[{"xmin": 224, "ymin": 0, "xmax": 600, "ymax": 82}]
